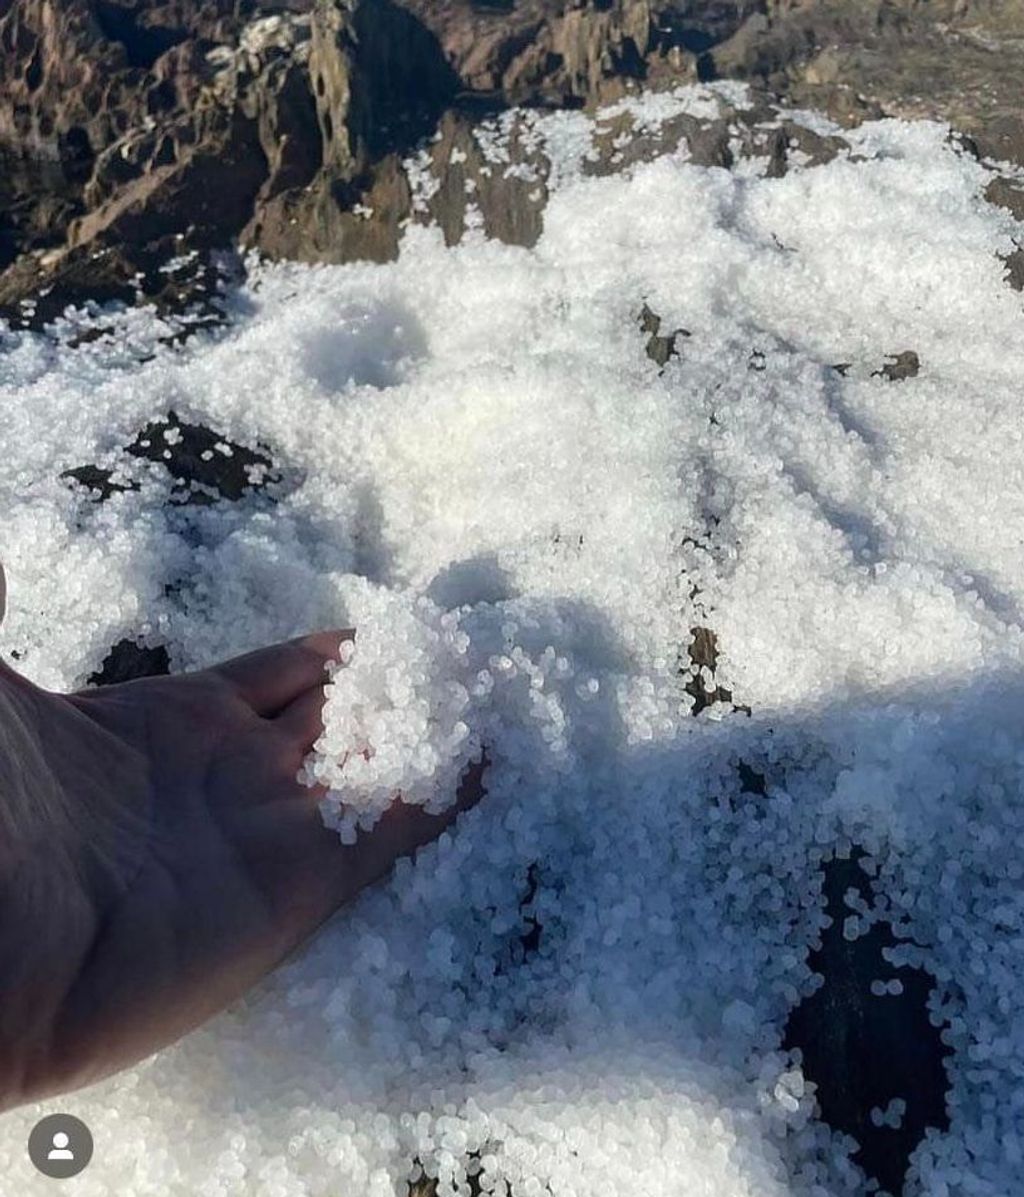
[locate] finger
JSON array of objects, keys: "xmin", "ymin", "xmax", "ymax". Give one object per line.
[
  {"xmin": 347, "ymin": 754, "xmax": 488, "ymax": 892},
  {"xmin": 275, "ymin": 683, "xmax": 328, "ymax": 753},
  {"xmin": 245, "ymin": 756, "xmax": 488, "ymax": 939},
  {"xmin": 210, "ymin": 629, "xmax": 352, "ymax": 716}
]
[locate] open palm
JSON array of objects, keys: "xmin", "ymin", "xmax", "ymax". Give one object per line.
[{"xmin": 0, "ymin": 632, "xmax": 483, "ymax": 1110}]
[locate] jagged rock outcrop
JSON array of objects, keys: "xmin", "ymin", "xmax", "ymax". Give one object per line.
[
  {"xmin": 0, "ymin": 0, "xmax": 683, "ymax": 296},
  {"xmin": 0, "ymin": 0, "xmax": 1022, "ymax": 322},
  {"xmin": 709, "ymin": 0, "xmax": 1024, "ymax": 161}
]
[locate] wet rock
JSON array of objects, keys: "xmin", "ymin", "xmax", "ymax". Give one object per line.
[
  {"xmin": 784, "ymin": 851, "xmax": 951, "ymax": 1197},
  {"xmin": 87, "ymin": 638, "xmax": 171, "ymax": 686}
]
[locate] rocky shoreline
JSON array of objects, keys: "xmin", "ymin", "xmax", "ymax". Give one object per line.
[{"xmin": 1, "ymin": 1, "xmax": 1023, "ymax": 326}]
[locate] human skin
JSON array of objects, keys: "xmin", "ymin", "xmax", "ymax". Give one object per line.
[{"xmin": 0, "ymin": 592, "xmax": 483, "ymax": 1111}]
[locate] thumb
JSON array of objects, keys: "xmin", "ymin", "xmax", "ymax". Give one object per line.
[{"xmin": 340, "ymin": 754, "xmax": 487, "ymax": 898}]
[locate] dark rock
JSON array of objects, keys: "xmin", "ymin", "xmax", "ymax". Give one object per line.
[
  {"xmin": 409, "ymin": 109, "xmax": 549, "ymax": 251},
  {"xmin": 251, "ymin": 153, "xmax": 414, "ymax": 264},
  {"xmin": 61, "ymin": 464, "xmax": 140, "ymax": 501},
  {"xmin": 518, "ymin": 861, "xmax": 542, "ymax": 958},
  {"xmin": 404, "ymin": 0, "xmax": 656, "ymax": 108},
  {"xmin": 969, "ymin": 112, "xmax": 1024, "ymax": 170},
  {"xmin": 784, "ymin": 851, "xmax": 951, "ymax": 1196},
  {"xmin": 0, "ymin": 245, "xmax": 138, "ymax": 329},
  {"xmin": 783, "ymin": 119, "xmax": 850, "ymax": 169},
  {"xmin": 69, "ymin": 107, "xmax": 269, "ymax": 251},
  {"xmin": 764, "ymin": 126, "xmax": 789, "ymax": 178},
  {"xmin": 684, "ymin": 625, "xmax": 736, "ymax": 714},
  {"xmin": 873, "ymin": 351, "xmax": 920, "ymax": 383},
  {"xmin": 331, "ymin": 0, "xmax": 460, "ymax": 163},
  {"xmin": 3, "ymin": 0, "xmax": 1020, "ymax": 319},
  {"xmin": 986, "ymin": 177, "xmax": 1024, "ymax": 223},
  {"xmin": 737, "ymin": 759, "xmax": 767, "ymax": 795},
  {"xmin": 637, "ymin": 301, "xmax": 689, "ymax": 370},
  {"xmin": 0, "ymin": 238, "xmax": 233, "ymax": 333},
  {"xmin": 125, "ymin": 410, "xmax": 279, "ymax": 504},
  {"xmin": 1003, "ymin": 247, "xmax": 1024, "ymax": 293},
  {"xmin": 92, "ymin": 1, "xmax": 190, "ymax": 72},
  {"xmin": 88, "ymin": 638, "xmax": 171, "ymax": 686},
  {"xmin": 0, "ymin": 0, "xmax": 687, "ymax": 298},
  {"xmin": 408, "ymin": 1164, "xmax": 486, "ymax": 1197},
  {"xmin": 584, "ymin": 102, "xmax": 849, "ymax": 182}
]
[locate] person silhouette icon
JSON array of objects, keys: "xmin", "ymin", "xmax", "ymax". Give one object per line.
[
  {"xmin": 29, "ymin": 1113, "xmax": 93, "ymax": 1177},
  {"xmin": 47, "ymin": 1131, "xmax": 74, "ymax": 1161}
]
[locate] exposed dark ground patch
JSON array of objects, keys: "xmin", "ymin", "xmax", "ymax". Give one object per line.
[
  {"xmin": 125, "ymin": 410, "xmax": 279, "ymax": 505},
  {"xmin": 785, "ymin": 851, "xmax": 951, "ymax": 1196},
  {"xmin": 873, "ymin": 351, "xmax": 920, "ymax": 383},
  {"xmin": 63, "ymin": 412, "xmax": 280, "ymax": 508},
  {"xmin": 638, "ymin": 301, "xmax": 689, "ymax": 371},
  {"xmin": 87, "ymin": 638, "xmax": 171, "ymax": 686}
]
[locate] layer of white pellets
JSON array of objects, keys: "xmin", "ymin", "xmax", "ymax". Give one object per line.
[{"xmin": 1, "ymin": 84, "xmax": 1024, "ymax": 1195}]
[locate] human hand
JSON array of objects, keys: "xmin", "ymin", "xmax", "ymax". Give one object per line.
[{"xmin": 0, "ymin": 632, "xmax": 483, "ymax": 1109}]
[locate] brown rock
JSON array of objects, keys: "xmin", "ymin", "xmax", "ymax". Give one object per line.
[
  {"xmin": 1003, "ymin": 247, "xmax": 1024, "ymax": 293},
  {"xmin": 873, "ymin": 350, "xmax": 921, "ymax": 383},
  {"xmin": 637, "ymin": 301, "xmax": 689, "ymax": 370},
  {"xmin": 248, "ymin": 152, "xmax": 412, "ymax": 263},
  {"xmin": 987, "ymin": 177, "xmax": 1024, "ymax": 223},
  {"xmin": 703, "ymin": 0, "xmax": 1024, "ymax": 166},
  {"xmin": 409, "ymin": 109, "xmax": 549, "ymax": 250},
  {"xmin": 3, "ymin": 0, "xmax": 1024, "ymax": 327},
  {"xmin": 0, "ymin": 235, "xmax": 232, "ymax": 332},
  {"xmin": 403, "ymin": 0, "xmax": 656, "ymax": 108}
]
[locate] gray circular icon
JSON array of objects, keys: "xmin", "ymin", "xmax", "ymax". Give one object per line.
[{"xmin": 28, "ymin": 1113, "xmax": 93, "ymax": 1179}]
